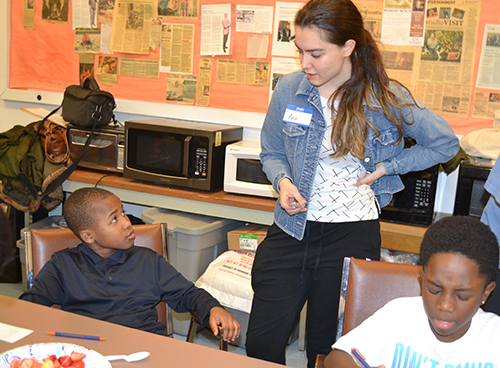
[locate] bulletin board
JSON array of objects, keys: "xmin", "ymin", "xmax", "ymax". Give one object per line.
[
  {"xmin": 8, "ymin": 0, "xmax": 500, "ymax": 135},
  {"xmin": 10, "ymin": 0, "xmax": 276, "ymax": 115}
]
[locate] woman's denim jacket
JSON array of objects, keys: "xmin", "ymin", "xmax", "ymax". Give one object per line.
[{"xmin": 260, "ymin": 71, "xmax": 460, "ymax": 241}]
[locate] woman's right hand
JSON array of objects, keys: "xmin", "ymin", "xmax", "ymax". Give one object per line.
[{"xmin": 279, "ymin": 178, "xmax": 307, "ymax": 216}]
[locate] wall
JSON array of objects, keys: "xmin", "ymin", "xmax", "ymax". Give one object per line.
[{"xmin": 3, "ymin": 1, "xmax": 499, "ymax": 136}]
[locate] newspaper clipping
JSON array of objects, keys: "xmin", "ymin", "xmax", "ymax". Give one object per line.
[
  {"xmin": 272, "ymin": 2, "xmax": 302, "ymax": 57},
  {"xmin": 110, "ymin": 0, "xmax": 155, "ymax": 55},
  {"xmin": 120, "ymin": 58, "xmax": 159, "ymax": 78},
  {"xmin": 97, "ymin": 55, "xmax": 118, "ymax": 86},
  {"xmin": 75, "ymin": 28, "xmax": 101, "ymax": 53},
  {"xmin": 473, "ymin": 91, "xmax": 500, "ymax": 119},
  {"xmin": 158, "ymin": 0, "xmax": 198, "ymax": 18},
  {"xmin": 100, "ymin": 23, "xmax": 113, "ymax": 53},
  {"xmin": 216, "ymin": 59, "xmax": 270, "ymax": 85},
  {"xmin": 381, "ymin": 0, "xmax": 426, "ymax": 46},
  {"xmin": 247, "ymin": 35, "xmax": 269, "ymax": 59},
  {"xmin": 269, "ymin": 57, "xmax": 301, "ymax": 99},
  {"xmin": 79, "ymin": 54, "xmax": 95, "ymax": 86},
  {"xmin": 356, "ymin": 0, "xmax": 420, "ymax": 91},
  {"xmin": 200, "ymin": 4, "xmax": 232, "ymax": 56},
  {"xmin": 72, "ymin": 0, "xmax": 93, "ymax": 29},
  {"xmin": 166, "ymin": 74, "xmax": 197, "ymax": 104},
  {"xmin": 473, "ymin": 24, "xmax": 500, "ymax": 119},
  {"xmin": 150, "ymin": 17, "xmax": 162, "ymax": 52},
  {"xmin": 24, "ymin": 0, "xmax": 35, "ymax": 29},
  {"xmin": 42, "ymin": 0, "xmax": 69, "ymax": 23},
  {"xmin": 476, "ymin": 24, "xmax": 500, "ymax": 90},
  {"xmin": 414, "ymin": 0, "xmax": 481, "ymax": 117},
  {"xmin": 160, "ymin": 23, "xmax": 195, "ymax": 73},
  {"xmin": 235, "ymin": 5, "xmax": 274, "ymax": 34},
  {"xmin": 98, "ymin": 0, "xmax": 115, "ymax": 23},
  {"xmin": 196, "ymin": 58, "xmax": 213, "ymax": 106}
]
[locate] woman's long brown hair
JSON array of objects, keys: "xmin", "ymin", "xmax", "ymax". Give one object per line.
[{"xmin": 295, "ymin": 0, "xmax": 419, "ymax": 159}]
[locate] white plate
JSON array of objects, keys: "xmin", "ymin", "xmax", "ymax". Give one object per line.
[{"xmin": 0, "ymin": 342, "xmax": 112, "ymax": 368}]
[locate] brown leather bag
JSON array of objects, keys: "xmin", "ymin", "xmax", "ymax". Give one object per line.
[{"xmin": 35, "ymin": 120, "xmax": 70, "ymax": 164}]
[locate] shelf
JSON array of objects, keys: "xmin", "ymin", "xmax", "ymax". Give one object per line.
[
  {"xmin": 64, "ymin": 169, "xmax": 426, "ymax": 253},
  {"xmin": 64, "ymin": 169, "xmax": 276, "ymax": 225}
]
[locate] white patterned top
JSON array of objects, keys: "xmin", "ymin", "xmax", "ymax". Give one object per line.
[{"xmin": 306, "ymin": 97, "xmax": 378, "ymax": 223}]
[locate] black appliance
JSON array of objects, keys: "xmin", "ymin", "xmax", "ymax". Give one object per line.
[
  {"xmin": 453, "ymin": 157, "xmax": 494, "ymax": 217},
  {"xmin": 379, "ymin": 165, "xmax": 440, "ymax": 226},
  {"xmin": 124, "ymin": 118, "xmax": 243, "ymax": 191}
]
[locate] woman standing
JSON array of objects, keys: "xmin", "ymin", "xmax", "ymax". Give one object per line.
[{"xmin": 245, "ymin": 0, "xmax": 459, "ymax": 367}]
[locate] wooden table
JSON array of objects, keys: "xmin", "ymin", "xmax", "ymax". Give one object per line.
[
  {"xmin": 64, "ymin": 169, "xmax": 426, "ymax": 254},
  {"xmin": 0, "ymin": 295, "xmax": 282, "ymax": 368}
]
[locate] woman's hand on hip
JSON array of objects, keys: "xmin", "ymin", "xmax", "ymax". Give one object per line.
[
  {"xmin": 279, "ymin": 178, "xmax": 307, "ymax": 216},
  {"xmin": 356, "ymin": 162, "xmax": 386, "ymax": 187}
]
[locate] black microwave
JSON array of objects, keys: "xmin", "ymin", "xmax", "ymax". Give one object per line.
[
  {"xmin": 379, "ymin": 165, "xmax": 440, "ymax": 226},
  {"xmin": 453, "ymin": 157, "xmax": 493, "ymax": 217},
  {"xmin": 124, "ymin": 118, "xmax": 243, "ymax": 191}
]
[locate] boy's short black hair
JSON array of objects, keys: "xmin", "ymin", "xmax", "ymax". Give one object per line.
[
  {"xmin": 63, "ymin": 187, "xmax": 115, "ymax": 239},
  {"xmin": 419, "ymin": 216, "xmax": 499, "ymax": 284}
]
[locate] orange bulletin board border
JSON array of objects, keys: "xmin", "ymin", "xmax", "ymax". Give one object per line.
[{"xmin": 8, "ymin": 0, "xmax": 500, "ymax": 135}]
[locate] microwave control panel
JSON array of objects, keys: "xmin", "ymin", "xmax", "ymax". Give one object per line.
[
  {"xmin": 194, "ymin": 147, "xmax": 208, "ymax": 177},
  {"xmin": 413, "ymin": 178, "xmax": 433, "ymax": 209}
]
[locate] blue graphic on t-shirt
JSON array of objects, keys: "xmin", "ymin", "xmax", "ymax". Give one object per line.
[{"xmin": 390, "ymin": 343, "xmax": 494, "ymax": 368}]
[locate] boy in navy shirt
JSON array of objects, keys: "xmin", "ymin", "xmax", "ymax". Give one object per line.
[{"xmin": 21, "ymin": 188, "xmax": 240, "ymax": 342}]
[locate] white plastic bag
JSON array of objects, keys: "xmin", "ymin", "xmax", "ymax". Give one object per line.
[
  {"xmin": 460, "ymin": 129, "xmax": 500, "ymax": 159},
  {"xmin": 195, "ymin": 250, "xmax": 254, "ymax": 313},
  {"xmin": 460, "ymin": 110, "xmax": 500, "ymax": 159}
]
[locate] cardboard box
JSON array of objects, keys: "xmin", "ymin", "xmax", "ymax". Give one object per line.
[{"xmin": 227, "ymin": 224, "xmax": 268, "ymax": 252}]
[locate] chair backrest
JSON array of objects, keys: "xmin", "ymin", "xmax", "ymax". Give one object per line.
[
  {"xmin": 336, "ymin": 257, "xmax": 422, "ymax": 340},
  {"xmin": 26, "ymin": 223, "xmax": 172, "ymax": 336}
]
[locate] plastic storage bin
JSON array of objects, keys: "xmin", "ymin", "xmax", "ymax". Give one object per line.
[
  {"xmin": 17, "ymin": 216, "xmax": 67, "ymax": 291},
  {"xmin": 141, "ymin": 207, "xmax": 243, "ymax": 335}
]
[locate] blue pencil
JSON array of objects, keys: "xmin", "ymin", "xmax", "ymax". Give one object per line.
[
  {"xmin": 47, "ymin": 332, "xmax": 106, "ymax": 341},
  {"xmin": 351, "ymin": 348, "xmax": 371, "ymax": 368}
]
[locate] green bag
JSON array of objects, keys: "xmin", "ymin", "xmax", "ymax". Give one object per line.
[{"xmin": 0, "ymin": 122, "xmax": 68, "ymax": 212}]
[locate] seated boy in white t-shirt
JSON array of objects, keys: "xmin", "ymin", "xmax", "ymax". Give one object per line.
[{"xmin": 325, "ymin": 216, "xmax": 500, "ymax": 368}]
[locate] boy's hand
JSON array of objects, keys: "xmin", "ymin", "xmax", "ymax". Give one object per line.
[{"xmin": 209, "ymin": 307, "xmax": 241, "ymax": 342}]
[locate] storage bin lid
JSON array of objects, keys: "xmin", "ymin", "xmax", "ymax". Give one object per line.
[
  {"xmin": 141, "ymin": 208, "xmax": 239, "ymax": 235},
  {"xmin": 20, "ymin": 216, "xmax": 67, "ymax": 240}
]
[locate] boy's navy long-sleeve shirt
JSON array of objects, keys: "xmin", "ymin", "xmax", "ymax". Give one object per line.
[{"xmin": 20, "ymin": 244, "xmax": 221, "ymax": 335}]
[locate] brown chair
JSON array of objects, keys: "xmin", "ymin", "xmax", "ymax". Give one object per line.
[
  {"xmin": 25, "ymin": 223, "xmax": 173, "ymax": 337},
  {"xmin": 315, "ymin": 257, "xmax": 422, "ymax": 368}
]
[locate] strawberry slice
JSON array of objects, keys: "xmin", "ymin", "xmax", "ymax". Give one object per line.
[
  {"xmin": 9, "ymin": 358, "xmax": 21, "ymax": 368},
  {"xmin": 70, "ymin": 361, "xmax": 84, "ymax": 368},
  {"xmin": 20, "ymin": 358, "xmax": 36, "ymax": 368},
  {"xmin": 69, "ymin": 353, "xmax": 86, "ymax": 362},
  {"xmin": 57, "ymin": 356, "xmax": 72, "ymax": 368}
]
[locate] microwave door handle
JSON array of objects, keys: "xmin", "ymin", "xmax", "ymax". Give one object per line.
[
  {"xmin": 183, "ymin": 136, "xmax": 192, "ymax": 177},
  {"xmin": 72, "ymin": 134, "xmax": 113, "ymax": 148}
]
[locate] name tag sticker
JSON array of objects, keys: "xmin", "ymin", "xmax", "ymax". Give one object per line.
[{"xmin": 283, "ymin": 104, "xmax": 313, "ymax": 127}]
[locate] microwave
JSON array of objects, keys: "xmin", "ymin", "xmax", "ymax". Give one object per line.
[
  {"xmin": 379, "ymin": 164, "xmax": 440, "ymax": 226},
  {"xmin": 68, "ymin": 125, "xmax": 124, "ymax": 172},
  {"xmin": 453, "ymin": 157, "xmax": 493, "ymax": 217},
  {"xmin": 224, "ymin": 140, "xmax": 278, "ymax": 198},
  {"xmin": 124, "ymin": 118, "xmax": 243, "ymax": 191}
]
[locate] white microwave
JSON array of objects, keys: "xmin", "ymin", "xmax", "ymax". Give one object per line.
[{"xmin": 224, "ymin": 140, "xmax": 278, "ymax": 198}]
